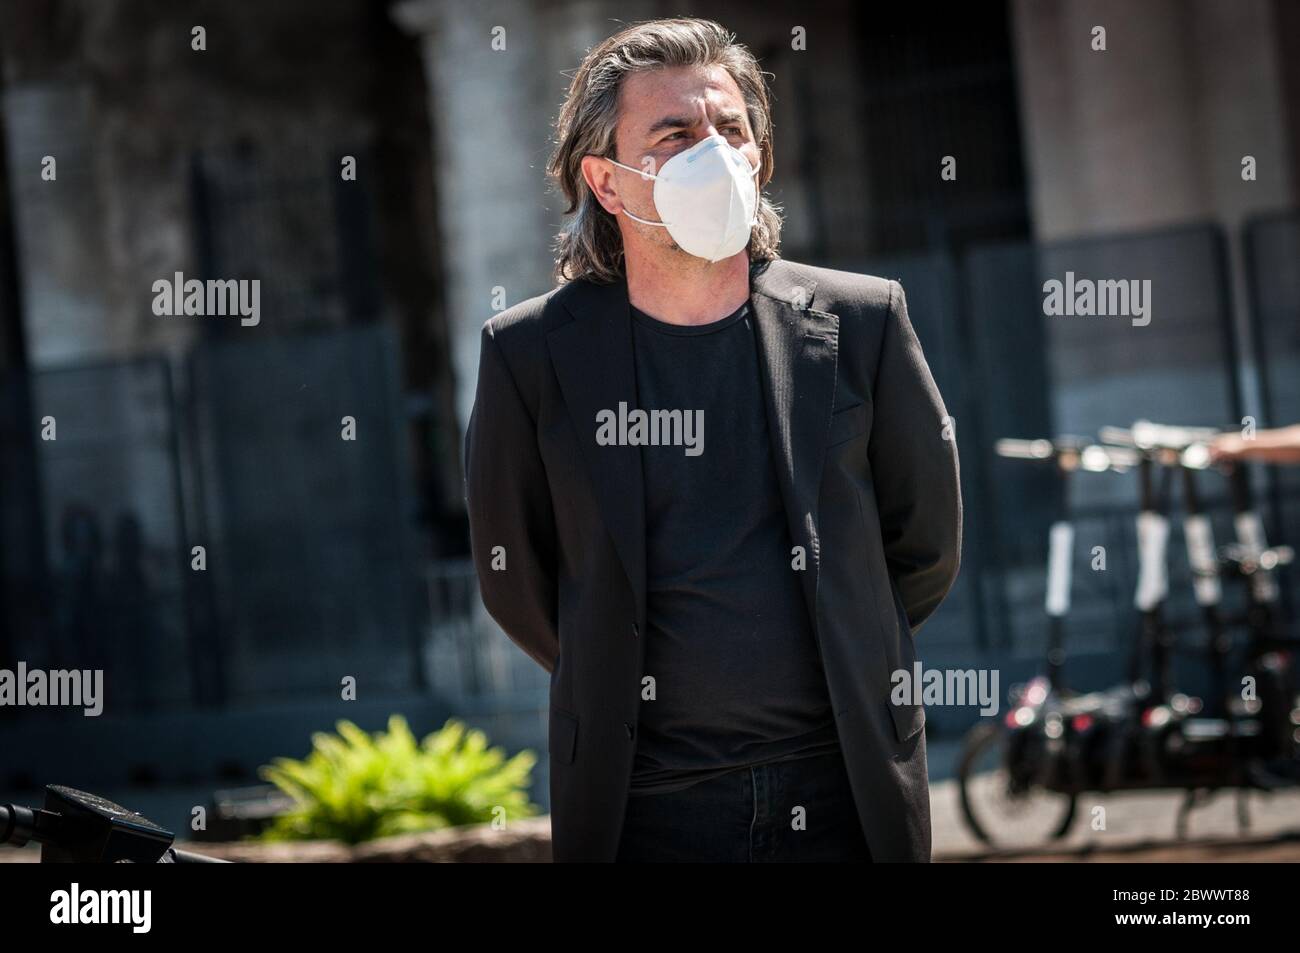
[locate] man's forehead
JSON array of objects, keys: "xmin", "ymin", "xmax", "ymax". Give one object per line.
[{"xmin": 618, "ymin": 66, "xmax": 746, "ymax": 132}]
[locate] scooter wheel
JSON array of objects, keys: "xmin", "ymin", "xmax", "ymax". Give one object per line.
[{"xmin": 958, "ymin": 721, "xmax": 1078, "ymax": 849}]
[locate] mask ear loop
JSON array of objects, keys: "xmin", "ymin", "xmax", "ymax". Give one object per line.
[
  {"xmin": 606, "ymin": 158, "xmax": 669, "ymax": 227},
  {"xmin": 740, "ymin": 159, "xmax": 762, "ymax": 228}
]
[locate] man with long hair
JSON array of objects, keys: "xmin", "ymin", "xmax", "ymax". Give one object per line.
[{"xmin": 465, "ymin": 17, "xmax": 962, "ymax": 862}]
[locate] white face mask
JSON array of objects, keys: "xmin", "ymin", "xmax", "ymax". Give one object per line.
[{"xmin": 608, "ymin": 134, "xmax": 761, "ymax": 262}]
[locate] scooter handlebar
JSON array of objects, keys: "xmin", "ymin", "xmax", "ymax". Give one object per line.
[
  {"xmin": 995, "ymin": 437, "xmax": 1139, "ymax": 472},
  {"xmin": 1101, "ymin": 420, "xmax": 1223, "ymax": 452}
]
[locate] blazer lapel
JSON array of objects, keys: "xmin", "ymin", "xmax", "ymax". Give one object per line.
[
  {"xmin": 547, "ymin": 279, "xmax": 647, "ymax": 625},
  {"xmin": 749, "ymin": 259, "xmax": 840, "ymax": 642}
]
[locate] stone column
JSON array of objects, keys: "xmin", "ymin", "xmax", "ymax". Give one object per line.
[
  {"xmin": 393, "ymin": 0, "xmax": 563, "ymax": 434},
  {"xmin": 394, "ymin": 0, "xmax": 656, "ymax": 433}
]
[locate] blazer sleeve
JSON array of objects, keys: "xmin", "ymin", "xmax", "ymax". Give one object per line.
[
  {"xmin": 464, "ymin": 322, "xmax": 560, "ymax": 673},
  {"xmin": 866, "ymin": 280, "xmax": 963, "ymax": 635}
]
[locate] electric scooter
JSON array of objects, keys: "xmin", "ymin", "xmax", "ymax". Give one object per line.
[
  {"xmin": 960, "ymin": 421, "xmax": 1300, "ymax": 848},
  {"xmin": 958, "ymin": 436, "xmax": 1138, "ymax": 847}
]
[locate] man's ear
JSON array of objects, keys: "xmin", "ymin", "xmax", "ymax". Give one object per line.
[{"xmin": 580, "ymin": 155, "xmax": 622, "ymax": 215}]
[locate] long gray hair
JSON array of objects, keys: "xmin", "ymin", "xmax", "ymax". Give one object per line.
[{"xmin": 547, "ymin": 18, "xmax": 782, "ymax": 285}]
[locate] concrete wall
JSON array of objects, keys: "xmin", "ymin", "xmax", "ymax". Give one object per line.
[
  {"xmin": 1011, "ymin": 0, "xmax": 1295, "ymax": 240},
  {"xmin": 1011, "ymin": 0, "xmax": 1299, "ymax": 423},
  {"xmin": 0, "ymin": 0, "xmax": 443, "ymax": 369}
]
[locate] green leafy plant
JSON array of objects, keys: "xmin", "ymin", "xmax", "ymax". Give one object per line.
[{"xmin": 256, "ymin": 715, "xmax": 539, "ymax": 844}]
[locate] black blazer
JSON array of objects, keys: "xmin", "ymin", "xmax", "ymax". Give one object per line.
[{"xmin": 464, "ymin": 257, "xmax": 962, "ymax": 861}]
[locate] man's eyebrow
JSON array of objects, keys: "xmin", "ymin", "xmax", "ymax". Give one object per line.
[
  {"xmin": 645, "ymin": 115, "xmax": 695, "ymax": 136},
  {"xmin": 644, "ymin": 111, "xmax": 748, "ymax": 137}
]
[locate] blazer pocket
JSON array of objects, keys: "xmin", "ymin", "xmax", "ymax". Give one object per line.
[
  {"xmin": 886, "ymin": 636, "xmax": 926, "ymax": 743},
  {"xmin": 550, "ymin": 708, "xmax": 579, "ymax": 764},
  {"xmin": 827, "ymin": 402, "xmax": 868, "ymax": 447},
  {"xmin": 889, "ymin": 697, "xmax": 927, "ymax": 744}
]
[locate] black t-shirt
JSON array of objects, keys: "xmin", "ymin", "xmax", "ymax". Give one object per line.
[{"xmin": 627, "ymin": 297, "xmax": 840, "ymax": 797}]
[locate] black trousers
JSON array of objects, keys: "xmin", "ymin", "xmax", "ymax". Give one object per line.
[{"xmin": 615, "ymin": 750, "xmax": 873, "ymax": 862}]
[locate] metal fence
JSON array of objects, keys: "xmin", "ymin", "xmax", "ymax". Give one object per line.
[
  {"xmin": 188, "ymin": 324, "xmax": 423, "ymax": 703},
  {"xmin": 0, "ymin": 324, "xmax": 431, "ymax": 720},
  {"xmin": 23, "ymin": 359, "xmax": 192, "ymax": 710}
]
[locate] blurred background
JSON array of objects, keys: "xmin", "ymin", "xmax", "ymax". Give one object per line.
[{"xmin": 0, "ymin": 0, "xmax": 1297, "ymax": 856}]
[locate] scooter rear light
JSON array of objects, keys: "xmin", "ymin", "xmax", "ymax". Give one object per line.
[{"xmin": 1072, "ymin": 713, "xmax": 1094, "ymax": 733}]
